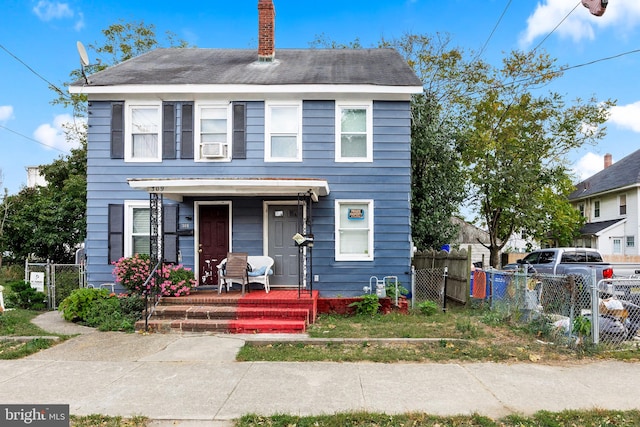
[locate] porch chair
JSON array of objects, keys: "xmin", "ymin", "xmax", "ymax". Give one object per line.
[{"xmin": 218, "ymin": 252, "xmax": 250, "ymax": 295}]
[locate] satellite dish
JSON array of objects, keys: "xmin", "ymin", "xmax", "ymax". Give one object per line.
[
  {"xmin": 77, "ymin": 41, "xmax": 90, "ymax": 67},
  {"xmin": 76, "ymin": 41, "xmax": 90, "ymax": 84}
]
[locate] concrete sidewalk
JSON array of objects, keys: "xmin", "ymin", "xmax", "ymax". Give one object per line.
[{"xmin": 1, "ymin": 311, "xmax": 640, "ymax": 426}]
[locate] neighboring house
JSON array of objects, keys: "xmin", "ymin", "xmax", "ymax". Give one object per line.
[
  {"xmin": 69, "ymin": 0, "xmax": 423, "ymax": 296},
  {"xmin": 569, "ymin": 151, "xmax": 640, "ymax": 259},
  {"xmin": 26, "ymin": 166, "xmax": 46, "ymax": 188},
  {"xmin": 450, "ymin": 217, "xmax": 492, "ymax": 267}
]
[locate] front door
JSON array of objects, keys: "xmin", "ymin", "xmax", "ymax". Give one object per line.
[
  {"xmin": 267, "ymin": 205, "xmax": 300, "ymax": 286},
  {"xmin": 198, "ymin": 205, "xmax": 229, "ymax": 286}
]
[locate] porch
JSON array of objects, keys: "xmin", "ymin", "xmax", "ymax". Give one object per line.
[{"xmin": 137, "ymin": 288, "xmax": 319, "ymax": 334}]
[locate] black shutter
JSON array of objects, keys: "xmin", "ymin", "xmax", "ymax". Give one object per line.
[
  {"xmin": 110, "ymin": 102, "xmax": 124, "ymax": 159},
  {"xmin": 108, "ymin": 204, "xmax": 124, "ymax": 264},
  {"xmin": 162, "ymin": 102, "xmax": 176, "ymax": 159},
  {"xmin": 180, "ymin": 102, "xmax": 194, "ymax": 159},
  {"xmin": 232, "ymin": 102, "xmax": 247, "ymax": 159},
  {"xmin": 163, "ymin": 204, "xmax": 179, "ymax": 264}
]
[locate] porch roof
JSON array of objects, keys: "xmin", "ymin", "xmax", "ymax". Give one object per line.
[{"xmin": 127, "ymin": 177, "xmax": 330, "ymax": 202}]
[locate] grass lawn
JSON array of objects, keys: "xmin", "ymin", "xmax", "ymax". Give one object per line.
[
  {"xmin": 237, "ymin": 306, "xmax": 640, "ymax": 363},
  {"xmin": 0, "ymin": 309, "xmax": 68, "ymax": 359}
]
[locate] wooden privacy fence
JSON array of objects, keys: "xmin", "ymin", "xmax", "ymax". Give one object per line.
[{"xmin": 413, "ymin": 247, "xmax": 471, "ymax": 304}]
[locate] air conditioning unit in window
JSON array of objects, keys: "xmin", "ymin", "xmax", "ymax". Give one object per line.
[{"xmin": 201, "ymin": 142, "xmax": 226, "ymax": 158}]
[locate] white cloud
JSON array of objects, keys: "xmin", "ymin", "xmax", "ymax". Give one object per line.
[
  {"xmin": 32, "ymin": 1, "xmax": 73, "ymax": 21},
  {"xmin": 33, "ymin": 114, "xmax": 85, "ymax": 151},
  {"xmin": 572, "ymin": 152, "xmax": 605, "ymax": 181},
  {"xmin": 520, "ymin": 0, "xmax": 640, "ymax": 48},
  {"xmin": 0, "ymin": 105, "xmax": 14, "ymax": 122},
  {"xmin": 32, "ymin": 1, "xmax": 84, "ymax": 31},
  {"xmin": 608, "ymin": 101, "xmax": 640, "ymax": 132}
]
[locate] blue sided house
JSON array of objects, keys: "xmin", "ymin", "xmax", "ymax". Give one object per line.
[{"xmin": 70, "ymin": 0, "xmax": 423, "ymax": 297}]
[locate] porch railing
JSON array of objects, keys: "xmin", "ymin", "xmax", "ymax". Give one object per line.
[{"xmin": 143, "ymin": 259, "xmax": 163, "ymax": 331}]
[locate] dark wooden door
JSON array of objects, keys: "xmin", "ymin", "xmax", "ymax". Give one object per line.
[{"xmin": 198, "ymin": 205, "xmax": 229, "ymax": 286}]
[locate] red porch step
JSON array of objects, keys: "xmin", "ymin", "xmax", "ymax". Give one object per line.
[{"xmin": 136, "ymin": 289, "xmax": 318, "ymax": 334}]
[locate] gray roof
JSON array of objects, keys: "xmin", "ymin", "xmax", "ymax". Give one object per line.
[
  {"xmin": 579, "ymin": 219, "xmax": 624, "ymax": 236},
  {"xmin": 569, "ymin": 149, "xmax": 640, "ymax": 200},
  {"xmin": 73, "ymin": 48, "xmax": 423, "ymax": 88}
]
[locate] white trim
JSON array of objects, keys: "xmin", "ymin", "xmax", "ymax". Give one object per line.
[
  {"xmin": 263, "ymin": 201, "xmax": 307, "ymax": 288},
  {"xmin": 194, "ymin": 201, "xmax": 232, "ymax": 279},
  {"xmin": 127, "ymin": 178, "xmax": 329, "ymax": 202},
  {"xmin": 124, "ymin": 101, "xmax": 162, "ymax": 163},
  {"xmin": 335, "ymin": 101, "xmax": 373, "ymax": 163},
  {"xmin": 264, "ymin": 100, "xmax": 302, "ymax": 162},
  {"xmin": 70, "ymin": 83, "xmax": 423, "ymax": 96},
  {"xmin": 335, "ymin": 199, "xmax": 374, "ymax": 261},
  {"xmin": 194, "ymin": 101, "xmax": 232, "ymax": 162}
]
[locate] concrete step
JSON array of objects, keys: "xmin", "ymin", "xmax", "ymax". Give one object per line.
[{"xmin": 137, "ymin": 318, "xmax": 307, "ymax": 334}]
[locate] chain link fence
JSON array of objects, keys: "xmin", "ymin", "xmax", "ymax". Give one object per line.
[
  {"xmin": 411, "ymin": 266, "xmax": 446, "ymax": 309},
  {"xmin": 472, "ymin": 270, "xmax": 640, "ymax": 350},
  {"xmin": 25, "ymin": 261, "xmax": 86, "ymax": 310}
]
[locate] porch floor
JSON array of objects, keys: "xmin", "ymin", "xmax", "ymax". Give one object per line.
[{"xmin": 137, "ymin": 288, "xmax": 319, "ymax": 334}]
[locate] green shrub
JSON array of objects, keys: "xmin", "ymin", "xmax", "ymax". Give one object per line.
[
  {"xmin": 4, "ymin": 280, "xmax": 47, "ymax": 310},
  {"xmin": 85, "ymin": 295, "xmax": 145, "ymax": 332},
  {"xmin": 417, "ymin": 300, "xmax": 439, "ymax": 316},
  {"xmin": 385, "ymin": 279, "xmax": 409, "ymax": 300},
  {"xmin": 60, "ymin": 289, "xmax": 145, "ymax": 332},
  {"xmin": 59, "ymin": 288, "xmax": 110, "ymax": 322},
  {"xmin": 348, "ymin": 294, "xmax": 380, "ymax": 316},
  {"xmin": 0, "ymin": 265, "xmax": 23, "ymax": 286}
]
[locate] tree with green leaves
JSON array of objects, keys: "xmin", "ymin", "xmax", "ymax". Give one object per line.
[
  {"xmin": 0, "ymin": 21, "xmax": 189, "ymax": 264},
  {"xmin": 460, "ymin": 50, "xmax": 613, "ymax": 266},
  {"xmin": 2, "ymin": 127, "xmax": 86, "ymax": 263},
  {"xmin": 311, "ymin": 33, "xmax": 470, "ymax": 250}
]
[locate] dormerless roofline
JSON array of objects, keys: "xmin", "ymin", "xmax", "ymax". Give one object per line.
[{"xmin": 69, "ymin": 84, "xmax": 423, "ymax": 96}]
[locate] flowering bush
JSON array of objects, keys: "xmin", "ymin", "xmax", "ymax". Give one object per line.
[
  {"xmin": 157, "ymin": 264, "xmax": 197, "ymax": 297},
  {"xmin": 112, "ymin": 254, "xmax": 152, "ymax": 294},
  {"xmin": 112, "ymin": 254, "xmax": 197, "ymax": 297}
]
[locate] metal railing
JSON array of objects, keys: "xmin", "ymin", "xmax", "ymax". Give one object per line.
[{"xmin": 143, "ymin": 259, "xmax": 163, "ymax": 332}]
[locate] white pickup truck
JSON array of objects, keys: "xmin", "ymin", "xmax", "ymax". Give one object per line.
[{"xmin": 507, "ymin": 247, "xmax": 614, "ymax": 281}]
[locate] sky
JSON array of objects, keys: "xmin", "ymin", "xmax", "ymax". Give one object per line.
[{"xmin": 1, "ymin": 0, "xmax": 639, "ymax": 196}]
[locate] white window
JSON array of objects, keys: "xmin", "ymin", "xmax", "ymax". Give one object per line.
[
  {"xmin": 627, "ymin": 236, "xmax": 635, "ymax": 248},
  {"xmin": 195, "ymin": 103, "xmax": 231, "ymax": 161},
  {"xmin": 124, "ymin": 201, "xmax": 161, "ymax": 257},
  {"xmin": 335, "ymin": 200, "xmax": 374, "ymax": 261},
  {"xmin": 125, "ymin": 102, "xmax": 161, "ymax": 162},
  {"xmin": 594, "ymin": 200, "xmax": 600, "ymax": 218},
  {"xmin": 578, "ymin": 203, "xmax": 585, "ymax": 217},
  {"xmin": 265, "ymin": 101, "xmax": 302, "ymax": 161},
  {"xmin": 620, "ymin": 195, "xmax": 627, "ymax": 215},
  {"xmin": 335, "ymin": 102, "xmax": 373, "ymax": 162}
]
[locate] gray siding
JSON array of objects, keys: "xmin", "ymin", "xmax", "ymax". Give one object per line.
[{"xmin": 85, "ymin": 99, "xmax": 413, "ymax": 296}]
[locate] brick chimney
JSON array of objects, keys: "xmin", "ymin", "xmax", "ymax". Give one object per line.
[
  {"xmin": 258, "ymin": 0, "xmax": 275, "ymax": 61},
  {"xmin": 604, "ymin": 153, "xmax": 612, "ymax": 168}
]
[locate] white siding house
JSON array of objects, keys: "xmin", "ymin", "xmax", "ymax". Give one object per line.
[{"xmin": 569, "ymin": 151, "xmax": 640, "ymax": 259}]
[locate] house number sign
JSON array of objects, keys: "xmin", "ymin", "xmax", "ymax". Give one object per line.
[{"xmin": 348, "ymin": 208, "xmax": 365, "ymax": 220}]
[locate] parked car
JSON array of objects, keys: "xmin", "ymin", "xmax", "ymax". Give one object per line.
[{"xmin": 503, "ymin": 247, "xmax": 614, "ymax": 282}]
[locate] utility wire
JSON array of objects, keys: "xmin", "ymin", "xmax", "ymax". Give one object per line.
[
  {"xmin": 0, "ymin": 43, "xmax": 69, "ymax": 99},
  {"xmin": 532, "ymin": 1, "xmax": 582, "ymax": 53},
  {"xmin": 476, "ymin": 0, "xmax": 513, "ymax": 59},
  {"xmin": 0, "ymin": 124, "xmax": 68, "ymax": 154}
]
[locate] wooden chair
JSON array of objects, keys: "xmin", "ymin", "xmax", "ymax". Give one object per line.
[{"xmin": 219, "ymin": 252, "xmax": 250, "ymax": 295}]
